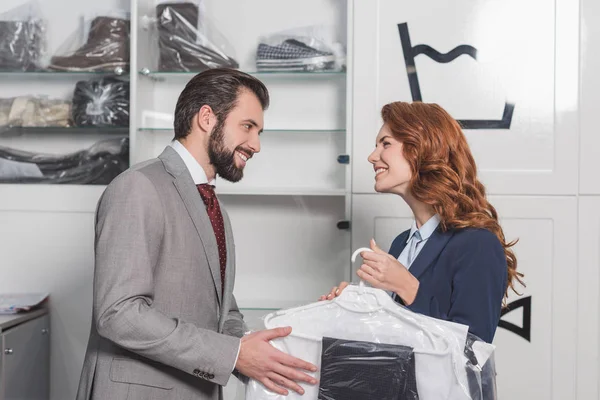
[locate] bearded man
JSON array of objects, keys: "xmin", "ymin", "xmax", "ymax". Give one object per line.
[{"xmin": 76, "ymin": 68, "xmax": 317, "ymax": 400}]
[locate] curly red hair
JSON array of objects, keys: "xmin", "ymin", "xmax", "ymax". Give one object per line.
[{"xmin": 381, "ymin": 101, "xmax": 524, "ymax": 302}]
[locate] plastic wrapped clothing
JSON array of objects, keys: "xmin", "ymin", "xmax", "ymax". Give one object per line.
[
  {"xmin": 48, "ymin": 14, "xmax": 129, "ymax": 73},
  {"xmin": 72, "ymin": 76, "xmax": 129, "ymax": 127},
  {"xmin": 0, "ymin": 96, "xmax": 71, "ymax": 130},
  {"xmin": 155, "ymin": 1, "xmax": 238, "ymax": 72},
  {"xmin": 245, "ymin": 283, "xmax": 497, "ymax": 400},
  {"xmin": 0, "ymin": 1, "xmax": 45, "ymax": 71},
  {"xmin": 256, "ymin": 26, "xmax": 345, "ymax": 72},
  {"xmin": 0, "ymin": 137, "xmax": 128, "ymax": 184}
]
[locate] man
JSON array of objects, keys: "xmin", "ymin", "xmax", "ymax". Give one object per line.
[{"xmin": 77, "ymin": 68, "xmax": 317, "ymax": 399}]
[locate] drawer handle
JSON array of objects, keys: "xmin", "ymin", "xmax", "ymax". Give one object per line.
[
  {"xmin": 4, "ymin": 348, "xmax": 13, "ymax": 355},
  {"xmin": 41, "ymin": 328, "xmax": 48, "ymax": 335}
]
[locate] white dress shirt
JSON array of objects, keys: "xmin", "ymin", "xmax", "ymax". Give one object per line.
[
  {"xmin": 169, "ymin": 140, "xmax": 216, "ymax": 186},
  {"xmin": 169, "ymin": 140, "xmax": 242, "ymax": 369}
]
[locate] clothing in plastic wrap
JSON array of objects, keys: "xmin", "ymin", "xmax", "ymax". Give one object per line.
[
  {"xmin": 48, "ymin": 14, "xmax": 129, "ymax": 73},
  {"xmin": 0, "ymin": 1, "xmax": 45, "ymax": 71},
  {"xmin": 0, "ymin": 96, "xmax": 71, "ymax": 130},
  {"xmin": 319, "ymin": 337, "xmax": 418, "ymax": 400},
  {"xmin": 0, "ymin": 137, "xmax": 128, "ymax": 184},
  {"xmin": 155, "ymin": 1, "xmax": 238, "ymax": 72},
  {"xmin": 72, "ymin": 76, "xmax": 129, "ymax": 127},
  {"xmin": 256, "ymin": 27, "xmax": 345, "ymax": 72},
  {"xmin": 245, "ymin": 281, "xmax": 497, "ymax": 400}
]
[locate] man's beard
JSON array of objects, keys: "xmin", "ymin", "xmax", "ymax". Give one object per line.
[{"xmin": 208, "ymin": 122, "xmax": 246, "ymax": 182}]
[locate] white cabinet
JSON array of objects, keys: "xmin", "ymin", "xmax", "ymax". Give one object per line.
[
  {"xmin": 351, "ymin": 194, "xmax": 578, "ymax": 400},
  {"xmin": 0, "ymin": 309, "xmax": 50, "ymax": 400},
  {"xmin": 580, "ymin": 0, "xmax": 600, "ymax": 195},
  {"xmin": 577, "ymin": 197, "xmax": 600, "ymax": 399},
  {"xmin": 351, "ymin": 0, "xmax": 579, "ymax": 196}
]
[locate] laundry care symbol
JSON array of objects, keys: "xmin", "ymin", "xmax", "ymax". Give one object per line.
[
  {"xmin": 498, "ymin": 296, "xmax": 532, "ymax": 342},
  {"xmin": 397, "ymin": 22, "xmax": 515, "ymax": 130}
]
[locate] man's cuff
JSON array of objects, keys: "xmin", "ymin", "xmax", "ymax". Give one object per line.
[{"xmin": 231, "ymin": 339, "xmax": 241, "ymax": 374}]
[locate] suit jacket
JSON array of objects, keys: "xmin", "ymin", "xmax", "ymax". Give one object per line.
[
  {"xmin": 389, "ymin": 227, "xmax": 507, "ymax": 343},
  {"xmin": 76, "ymin": 146, "xmax": 246, "ymax": 400}
]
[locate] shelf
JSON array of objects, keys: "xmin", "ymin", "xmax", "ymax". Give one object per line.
[
  {"xmin": 138, "ymin": 127, "xmax": 344, "ymax": 134},
  {"xmin": 0, "ymin": 127, "xmax": 129, "ymax": 136},
  {"xmin": 216, "ymin": 187, "xmax": 346, "ymax": 196},
  {"xmin": 0, "ymin": 70, "xmax": 129, "ymax": 77},
  {"xmin": 139, "ymin": 69, "xmax": 346, "ymax": 79}
]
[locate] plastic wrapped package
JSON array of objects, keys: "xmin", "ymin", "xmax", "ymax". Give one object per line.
[
  {"xmin": 72, "ymin": 76, "xmax": 129, "ymax": 127},
  {"xmin": 0, "ymin": 1, "xmax": 45, "ymax": 71},
  {"xmin": 256, "ymin": 26, "xmax": 346, "ymax": 72},
  {"xmin": 245, "ymin": 284, "xmax": 497, "ymax": 399},
  {"xmin": 48, "ymin": 11, "xmax": 129, "ymax": 73},
  {"xmin": 152, "ymin": 1, "xmax": 238, "ymax": 72},
  {"xmin": 0, "ymin": 96, "xmax": 71, "ymax": 131},
  {"xmin": 0, "ymin": 137, "xmax": 128, "ymax": 184}
]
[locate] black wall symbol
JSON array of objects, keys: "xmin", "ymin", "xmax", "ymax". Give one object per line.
[
  {"xmin": 498, "ymin": 296, "xmax": 532, "ymax": 341},
  {"xmin": 397, "ymin": 22, "xmax": 515, "ymax": 130}
]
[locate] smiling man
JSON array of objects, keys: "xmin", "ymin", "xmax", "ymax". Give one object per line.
[{"xmin": 77, "ymin": 68, "xmax": 318, "ymax": 400}]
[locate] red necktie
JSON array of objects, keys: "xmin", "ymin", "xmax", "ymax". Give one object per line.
[{"xmin": 196, "ymin": 184, "xmax": 226, "ymax": 296}]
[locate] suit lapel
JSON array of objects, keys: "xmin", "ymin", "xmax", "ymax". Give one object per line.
[
  {"xmin": 160, "ymin": 147, "xmax": 222, "ymax": 306},
  {"xmin": 219, "ymin": 206, "xmax": 235, "ymax": 329},
  {"xmin": 408, "ymin": 227, "xmax": 455, "ymax": 279}
]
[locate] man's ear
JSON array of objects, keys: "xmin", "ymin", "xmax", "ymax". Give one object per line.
[{"xmin": 196, "ymin": 105, "xmax": 216, "ymax": 134}]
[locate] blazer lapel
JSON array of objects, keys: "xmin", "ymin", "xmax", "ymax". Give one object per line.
[
  {"xmin": 390, "ymin": 231, "xmax": 410, "ymax": 259},
  {"xmin": 160, "ymin": 147, "xmax": 222, "ymax": 306},
  {"xmin": 408, "ymin": 227, "xmax": 455, "ymax": 279}
]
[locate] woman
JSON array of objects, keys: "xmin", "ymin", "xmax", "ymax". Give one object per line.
[{"xmin": 322, "ymin": 101, "xmax": 523, "ymax": 343}]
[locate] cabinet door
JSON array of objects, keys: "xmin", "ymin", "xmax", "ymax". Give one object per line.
[
  {"xmin": 2, "ymin": 315, "xmax": 50, "ymax": 400},
  {"xmin": 352, "ymin": 194, "xmax": 578, "ymax": 400},
  {"xmin": 352, "ymin": 0, "xmax": 579, "ymax": 196}
]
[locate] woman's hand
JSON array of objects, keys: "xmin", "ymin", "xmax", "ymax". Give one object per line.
[
  {"xmin": 356, "ymin": 239, "xmax": 420, "ymax": 305},
  {"xmin": 319, "ymin": 281, "xmax": 349, "ymax": 301}
]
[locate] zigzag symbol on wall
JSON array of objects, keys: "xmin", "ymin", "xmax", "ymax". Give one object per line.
[{"xmin": 397, "ymin": 22, "xmax": 515, "ymax": 130}]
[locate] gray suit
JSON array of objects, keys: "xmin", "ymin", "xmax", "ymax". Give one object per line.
[{"xmin": 77, "ymin": 147, "xmax": 246, "ymax": 400}]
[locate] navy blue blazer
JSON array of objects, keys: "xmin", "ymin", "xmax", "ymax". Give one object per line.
[{"xmin": 389, "ymin": 227, "xmax": 507, "ymax": 343}]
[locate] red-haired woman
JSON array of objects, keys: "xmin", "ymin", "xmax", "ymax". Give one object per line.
[{"xmin": 322, "ymin": 101, "xmax": 523, "ymax": 343}]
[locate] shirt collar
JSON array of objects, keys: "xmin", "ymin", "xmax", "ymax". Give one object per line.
[
  {"xmin": 169, "ymin": 140, "xmax": 216, "ymax": 186},
  {"xmin": 407, "ymin": 214, "xmax": 441, "ymax": 243}
]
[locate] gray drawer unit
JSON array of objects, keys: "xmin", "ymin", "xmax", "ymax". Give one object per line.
[{"xmin": 0, "ymin": 309, "xmax": 49, "ymax": 400}]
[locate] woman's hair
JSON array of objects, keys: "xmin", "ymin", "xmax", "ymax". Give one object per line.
[{"xmin": 381, "ymin": 101, "xmax": 524, "ymax": 301}]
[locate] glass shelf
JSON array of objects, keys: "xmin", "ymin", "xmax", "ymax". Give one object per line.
[
  {"xmin": 139, "ymin": 69, "xmax": 346, "ymax": 79},
  {"xmin": 0, "ymin": 69, "xmax": 129, "ymax": 77},
  {"xmin": 138, "ymin": 127, "xmax": 344, "ymax": 134},
  {"xmin": 0, "ymin": 126, "xmax": 129, "ymax": 136}
]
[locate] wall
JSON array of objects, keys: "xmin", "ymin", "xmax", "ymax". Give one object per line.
[{"xmin": 0, "ymin": 0, "xmax": 599, "ymax": 399}]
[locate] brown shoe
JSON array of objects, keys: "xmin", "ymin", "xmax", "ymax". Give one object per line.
[{"xmin": 48, "ymin": 17, "xmax": 129, "ymax": 72}]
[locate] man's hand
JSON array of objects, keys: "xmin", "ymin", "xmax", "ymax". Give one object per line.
[{"xmin": 235, "ymin": 326, "xmax": 318, "ymax": 396}]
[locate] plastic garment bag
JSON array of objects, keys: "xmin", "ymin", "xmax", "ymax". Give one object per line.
[{"xmin": 245, "ymin": 248, "xmax": 497, "ymax": 400}]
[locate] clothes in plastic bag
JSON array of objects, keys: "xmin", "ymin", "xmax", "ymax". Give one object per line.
[
  {"xmin": 48, "ymin": 12, "xmax": 129, "ymax": 73},
  {"xmin": 0, "ymin": 137, "xmax": 128, "ymax": 184},
  {"xmin": 319, "ymin": 337, "xmax": 418, "ymax": 400},
  {"xmin": 245, "ymin": 282, "xmax": 497, "ymax": 400},
  {"xmin": 154, "ymin": 1, "xmax": 238, "ymax": 72},
  {"xmin": 256, "ymin": 26, "xmax": 346, "ymax": 72},
  {"xmin": 72, "ymin": 76, "xmax": 129, "ymax": 127},
  {"xmin": 0, "ymin": 1, "xmax": 45, "ymax": 71},
  {"xmin": 0, "ymin": 96, "xmax": 71, "ymax": 130}
]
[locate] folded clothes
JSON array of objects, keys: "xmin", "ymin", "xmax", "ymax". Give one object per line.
[
  {"xmin": 0, "ymin": 96, "xmax": 71, "ymax": 128},
  {"xmin": 0, "ymin": 137, "xmax": 128, "ymax": 184}
]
